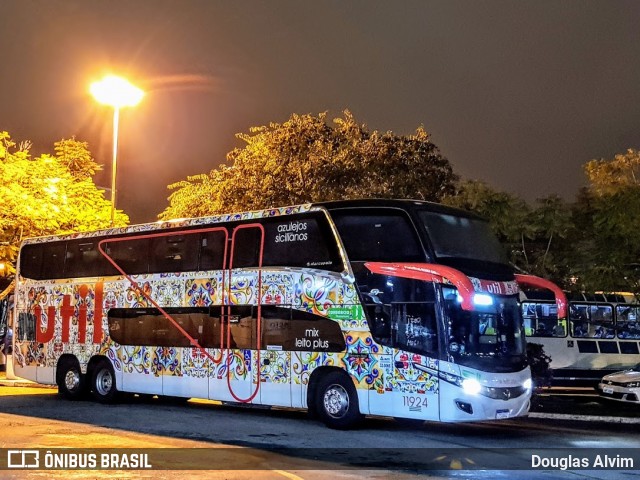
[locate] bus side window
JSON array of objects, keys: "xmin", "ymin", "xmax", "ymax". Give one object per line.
[
  {"xmin": 105, "ymin": 238, "xmax": 150, "ymax": 275},
  {"xmin": 231, "ymin": 229, "xmax": 262, "ymax": 268},
  {"xmin": 40, "ymin": 242, "xmax": 67, "ymax": 280},
  {"xmin": 19, "ymin": 244, "xmax": 44, "ymax": 280},
  {"xmin": 330, "ymin": 210, "xmax": 425, "ymax": 263},
  {"xmin": 617, "ymin": 306, "xmax": 640, "ymax": 339},
  {"xmin": 150, "ymin": 235, "xmax": 199, "ymax": 273},
  {"xmin": 64, "ymin": 241, "xmax": 118, "ymax": 278},
  {"xmin": 199, "ymin": 231, "xmax": 226, "ymax": 271},
  {"xmin": 261, "ymin": 214, "xmax": 343, "ymax": 271},
  {"xmin": 17, "ymin": 312, "xmax": 36, "ymax": 342},
  {"xmin": 391, "ymin": 303, "xmax": 438, "ymax": 356}
]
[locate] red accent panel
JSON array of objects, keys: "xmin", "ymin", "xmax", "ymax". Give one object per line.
[
  {"xmin": 34, "ymin": 305, "xmax": 56, "ymax": 343},
  {"xmin": 364, "ymin": 262, "xmax": 476, "ymax": 311},
  {"xmin": 515, "ymin": 274, "xmax": 568, "ymax": 319},
  {"xmin": 227, "ymin": 223, "xmax": 264, "ymax": 403},
  {"xmin": 93, "ymin": 282, "xmax": 104, "ymax": 344},
  {"xmin": 97, "ymin": 226, "xmax": 265, "ymax": 404},
  {"xmin": 60, "ymin": 295, "xmax": 74, "ymax": 343},
  {"xmin": 97, "ymin": 226, "xmax": 229, "ymax": 351}
]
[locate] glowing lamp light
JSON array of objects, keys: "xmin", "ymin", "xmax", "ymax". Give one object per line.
[
  {"xmin": 473, "ymin": 293, "xmax": 493, "ymax": 306},
  {"xmin": 523, "ymin": 378, "xmax": 533, "ymax": 391},
  {"xmin": 90, "ymin": 75, "xmax": 144, "ymax": 108},
  {"xmin": 90, "ymin": 75, "xmax": 144, "ymax": 226},
  {"xmin": 462, "ymin": 378, "xmax": 482, "ymax": 395}
]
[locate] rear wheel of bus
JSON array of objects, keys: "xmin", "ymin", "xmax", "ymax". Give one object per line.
[
  {"xmin": 315, "ymin": 371, "xmax": 363, "ymax": 429},
  {"xmin": 91, "ymin": 359, "xmax": 119, "ymax": 403},
  {"xmin": 56, "ymin": 357, "xmax": 86, "ymax": 400}
]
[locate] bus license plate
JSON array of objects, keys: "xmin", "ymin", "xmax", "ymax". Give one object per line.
[
  {"xmin": 603, "ymin": 387, "xmax": 614, "ymax": 394},
  {"xmin": 496, "ymin": 409, "xmax": 510, "ymax": 419}
]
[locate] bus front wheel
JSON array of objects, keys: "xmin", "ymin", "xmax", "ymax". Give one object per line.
[
  {"xmin": 315, "ymin": 371, "xmax": 363, "ymax": 429},
  {"xmin": 56, "ymin": 358, "xmax": 86, "ymax": 400},
  {"xmin": 91, "ymin": 359, "xmax": 118, "ymax": 404}
]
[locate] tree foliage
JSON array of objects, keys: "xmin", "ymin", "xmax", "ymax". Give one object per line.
[
  {"xmin": 444, "ymin": 181, "xmax": 571, "ymax": 282},
  {"xmin": 160, "ymin": 111, "xmax": 458, "ymax": 219},
  {"xmin": 159, "ymin": 108, "xmax": 639, "ymax": 296},
  {"xmin": 0, "ymin": 132, "xmax": 128, "ymax": 275},
  {"xmin": 54, "ymin": 137, "xmax": 103, "ymax": 180},
  {"xmin": 584, "ymin": 148, "xmax": 640, "ymax": 195},
  {"xmin": 447, "ymin": 150, "xmax": 640, "ymax": 297},
  {"xmin": 569, "ymin": 149, "xmax": 640, "ymax": 295}
]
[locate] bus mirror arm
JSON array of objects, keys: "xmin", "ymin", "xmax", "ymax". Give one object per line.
[
  {"xmin": 514, "ymin": 274, "xmax": 567, "ymax": 319},
  {"xmin": 363, "ymin": 262, "xmax": 476, "ymax": 311}
]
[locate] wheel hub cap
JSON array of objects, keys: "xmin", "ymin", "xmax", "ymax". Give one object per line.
[
  {"xmin": 323, "ymin": 384, "xmax": 349, "ymax": 418},
  {"xmin": 64, "ymin": 370, "xmax": 80, "ymax": 391},
  {"xmin": 96, "ymin": 369, "xmax": 113, "ymax": 396}
]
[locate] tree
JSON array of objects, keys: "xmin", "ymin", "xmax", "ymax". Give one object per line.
[
  {"xmin": 444, "ymin": 181, "xmax": 572, "ymax": 284},
  {"xmin": 584, "ymin": 148, "xmax": 640, "ymax": 195},
  {"xmin": 0, "ymin": 132, "xmax": 128, "ymax": 275},
  {"xmin": 160, "ymin": 111, "xmax": 458, "ymax": 219},
  {"xmin": 568, "ymin": 149, "xmax": 640, "ymax": 296},
  {"xmin": 54, "ymin": 137, "xmax": 102, "ymax": 180}
]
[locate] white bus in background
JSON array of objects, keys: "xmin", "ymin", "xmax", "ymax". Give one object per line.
[
  {"xmin": 14, "ymin": 199, "xmax": 565, "ymax": 428},
  {"xmin": 522, "ymin": 293, "xmax": 640, "ymax": 387}
]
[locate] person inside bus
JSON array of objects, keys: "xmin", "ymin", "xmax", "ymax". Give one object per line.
[
  {"xmin": 628, "ymin": 323, "xmax": 640, "ymax": 339},
  {"xmin": 573, "ymin": 322, "xmax": 589, "ymax": 337},
  {"xmin": 593, "ymin": 325, "xmax": 615, "ymax": 339},
  {"xmin": 535, "ymin": 322, "xmax": 550, "ymax": 336},
  {"xmin": 369, "ymin": 304, "xmax": 391, "ymax": 344},
  {"xmin": 479, "ymin": 318, "xmax": 489, "ymax": 335}
]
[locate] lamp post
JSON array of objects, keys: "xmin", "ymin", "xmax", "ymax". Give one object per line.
[{"xmin": 90, "ymin": 75, "xmax": 144, "ymax": 226}]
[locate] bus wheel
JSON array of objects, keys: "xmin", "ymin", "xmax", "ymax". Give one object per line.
[
  {"xmin": 56, "ymin": 358, "xmax": 86, "ymax": 400},
  {"xmin": 315, "ymin": 371, "xmax": 363, "ymax": 429},
  {"xmin": 91, "ymin": 359, "xmax": 118, "ymax": 404}
]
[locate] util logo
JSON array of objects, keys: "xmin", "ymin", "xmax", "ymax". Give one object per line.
[{"xmin": 33, "ymin": 283, "xmax": 104, "ymax": 344}]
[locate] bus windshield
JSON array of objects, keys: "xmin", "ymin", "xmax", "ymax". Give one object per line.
[
  {"xmin": 418, "ymin": 211, "xmax": 507, "ymax": 265},
  {"xmin": 443, "ymin": 287, "xmax": 526, "ymax": 372}
]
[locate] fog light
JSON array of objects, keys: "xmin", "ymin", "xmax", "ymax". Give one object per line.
[{"xmin": 455, "ymin": 400, "xmax": 473, "ymax": 414}]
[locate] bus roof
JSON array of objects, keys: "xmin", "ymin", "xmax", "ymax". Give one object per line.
[
  {"xmin": 314, "ymin": 198, "xmax": 484, "ymax": 219},
  {"xmin": 21, "ymin": 198, "xmax": 483, "ymax": 246}
]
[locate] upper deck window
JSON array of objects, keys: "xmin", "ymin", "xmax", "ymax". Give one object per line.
[
  {"xmin": 418, "ymin": 211, "xmax": 507, "ymax": 264},
  {"xmin": 331, "ymin": 210, "xmax": 424, "ymax": 263},
  {"xmin": 232, "ymin": 213, "xmax": 343, "ymax": 271}
]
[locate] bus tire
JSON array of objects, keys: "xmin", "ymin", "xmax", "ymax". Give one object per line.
[
  {"xmin": 56, "ymin": 358, "xmax": 86, "ymax": 400},
  {"xmin": 315, "ymin": 371, "xmax": 363, "ymax": 429},
  {"xmin": 91, "ymin": 359, "xmax": 118, "ymax": 404}
]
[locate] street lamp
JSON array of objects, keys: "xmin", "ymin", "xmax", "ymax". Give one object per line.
[{"xmin": 90, "ymin": 75, "xmax": 144, "ymax": 226}]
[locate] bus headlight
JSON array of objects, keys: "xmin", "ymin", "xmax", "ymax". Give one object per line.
[
  {"xmin": 523, "ymin": 378, "xmax": 533, "ymax": 391},
  {"xmin": 462, "ymin": 378, "xmax": 482, "ymax": 395}
]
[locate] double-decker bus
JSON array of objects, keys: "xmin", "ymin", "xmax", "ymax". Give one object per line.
[
  {"xmin": 13, "ymin": 199, "xmax": 564, "ymax": 428},
  {"xmin": 522, "ymin": 293, "xmax": 640, "ymax": 387}
]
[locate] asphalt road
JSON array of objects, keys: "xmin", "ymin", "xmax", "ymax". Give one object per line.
[{"xmin": 1, "ymin": 383, "xmax": 639, "ymax": 479}]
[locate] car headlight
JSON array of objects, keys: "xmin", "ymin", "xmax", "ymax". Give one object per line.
[{"xmin": 523, "ymin": 378, "xmax": 533, "ymax": 391}]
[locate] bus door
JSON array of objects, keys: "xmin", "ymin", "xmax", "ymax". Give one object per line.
[{"xmin": 216, "ymin": 224, "xmax": 264, "ymax": 403}]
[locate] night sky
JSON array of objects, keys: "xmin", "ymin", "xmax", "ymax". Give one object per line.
[{"xmin": 2, "ymin": 1, "xmax": 639, "ymax": 224}]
